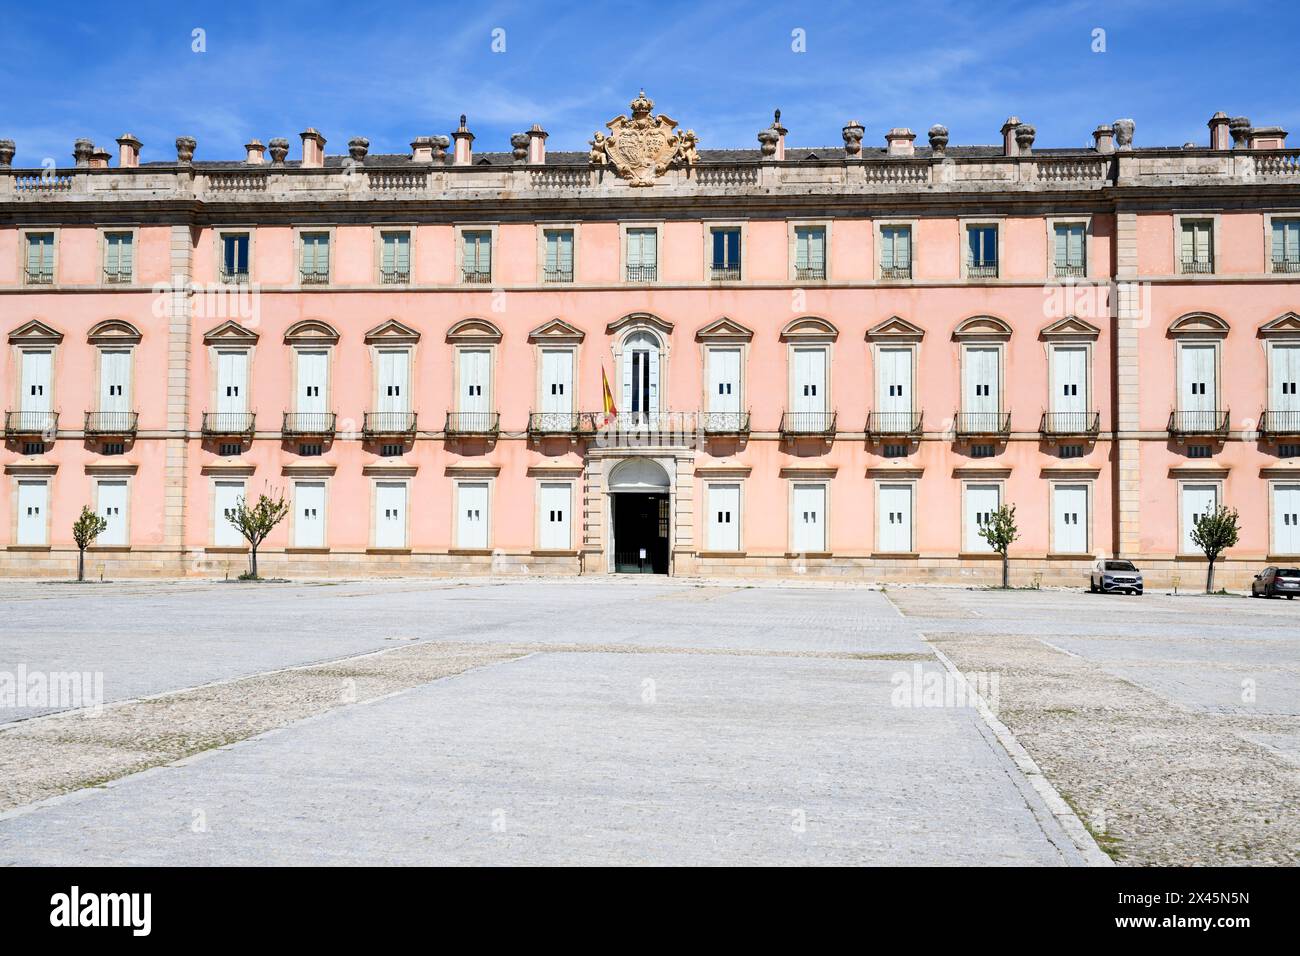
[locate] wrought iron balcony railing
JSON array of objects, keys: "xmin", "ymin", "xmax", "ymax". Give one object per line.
[
  {"xmin": 967, "ymin": 261, "xmax": 998, "ymax": 278},
  {"xmin": 5, "ymin": 410, "xmax": 58, "ymax": 436},
  {"xmin": 794, "ymin": 265, "xmax": 826, "ymax": 281},
  {"xmin": 1271, "ymin": 258, "xmax": 1300, "ymax": 274},
  {"xmin": 1054, "ymin": 262, "xmax": 1086, "ymax": 278},
  {"xmin": 462, "ymin": 269, "xmax": 493, "ymax": 285},
  {"xmin": 84, "ymin": 411, "xmax": 139, "ymax": 436},
  {"xmin": 201, "ymin": 411, "xmax": 256, "ymax": 436},
  {"xmin": 1039, "ymin": 411, "xmax": 1100, "ymax": 436},
  {"xmin": 1180, "ymin": 256, "xmax": 1214, "ymax": 274},
  {"xmin": 24, "ymin": 268, "xmax": 54, "ymax": 285},
  {"xmin": 103, "ymin": 269, "xmax": 133, "ymax": 284},
  {"xmin": 701, "ymin": 410, "xmax": 750, "ymax": 435},
  {"xmin": 282, "ymin": 412, "xmax": 337, "ymax": 436},
  {"xmin": 1258, "ymin": 409, "xmax": 1300, "ymax": 438},
  {"xmin": 219, "ymin": 266, "xmax": 250, "ymax": 285},
  {"xmin": 299, "ymin": 267, "xmax": 329, "ymax": 285},
  {"xmin": 625, "ymin": 264, "xmax": 658, "ymax": 282},
  {"xmin": 527, "ymin": 411, "xmax": 594, "ymax": 437},
  {"xmin": 444, "ymin": 411, "xmax": 500, "ymax": 436},
  {"xmin": 880, "ymin": 264, "xmax": 912, "ymax": 280},
  {"xmin": 379, "ymin": 269, "xmax": 410, "ymax": 284},
  {"xmin": 1167, "ymin": 409, "xmax": 1229, "ymax": 437},
  {"xmin": 955, "ymin": 411, "xmax": 1012, "ymax": 436},
  {"xmin": 780, "ymin": 410, "xmax": 837, "ymax": 437},
  {"xmin": 542, "ymin": 267, "xmax": 574, "ymax": 283},
  {"xmin": 866, "ymin": 410, "xmax": 923, "ymax": 436},
  {"xmin": 710, "ymin": 264, "xmax": 741, "ymax": 281},
  {"xmin": 363, "ymin": 411, "xmax": 417, "ymax": 437}
]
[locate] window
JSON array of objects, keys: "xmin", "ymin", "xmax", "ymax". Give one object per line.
[
  {"xmin": 456, "ymin": 481, "xmax": 490, "ymax": 549},
  {"xmin": 375, "ymin": 482, "xmax": 409, "ymax": 549},
  {"xmin": 298, "ymin": 443, "xmax": 323, "ymax": 457},
  {"xmin": 25, "ymin": 233, "xmax": 55, "ymax": 285},
  {"xmin": 880, "ymin": 226, "xmax": 912, "ymax": 279},
  {"xmin": 21, "ymin": 442, "xmax": 44, "ymax": 456},
  {"xmin": 538, "ymin": 482, "xmax": 572, "ymax": 551},
  {"xmin": 970, "ymin": 443, "xmax": 996, "ymax": 458},
  {"xmin": 877, "ymin": 483, "xmax": 913, "ymax": 553},
  {"xmin": 711, "ymin": 228, "xmax": 741, "ymax": 280},
  {"xmin": 96, "ymin": 480, "xmax": 129, "ymax": 547},
  {"xmin": 220, "ymin": 233, "xmax": 250, "ymax": 283},
  {"xmin": 626, "ymin": 228, "xmax": 658, "ymax": 282},
  {"xmin": 462, "ymin": 230, "xmax": 492, "ymax": 283},
  {"xmin": 293, "ymin": 482, "xmax": 326, "ymax": 549},
  {"xmin": 101, "ymin": 441, "xmax": 126, "ymax": 456},
  {"xmin": 103, "ymin": 232, "xmax": 134, "ymax": 283},
  {"xmin": 1180, "ymin": 220, "xmax": 1214, "ymax": 274},
  {"xmin": 967, "ymin": 225, "xmax": 998, "ymax": 278},
  {"xmin": 1273, "ymin": 484, "xmax": 1300, "ymax": 554},
  {"xmin": 1188, "ymin": 444, "xmax": 1213, "ymax": 459},
  {"xmin": 883, "ymin": 443, "xmax": 909, "ymax": 458},
  {"xmin": 707, "ymin": 484, "xmax": 741, "ymax": 552},
  {"xmin": 791, "ymin": 483, "xmax": 827, "ymax": 553},
  {"xmin": 965, "ymin": 483, "xmax": 1001, "ymax": 552},
  {"xmin": 1059, "ymin": 444, "xmax": 1084, "ymax": 459},
  {"xmin": 379, "ymin": 231, "xmax": 410, "ymax": 284},
  {"xmin": 212, "ymin": 480, "xmax": 245, "ymax": 547},
  {"xmin": 1281, "ymin": 443, "xmax": 1300, "ymax": 459},
  {"xmin": 16, "ymin": 479, "xmax": 49, "ymax": 546},
  {"xmin": 1052, "ymin": 484, "xmax": 1088, "ymax": 554},
  {"xmin": 794, "ymin": 226, "xmax": 826, "ymax": 280},
  {"xmin": 543, "ymin": 229, "xmax": 574, "ymax": 283},
  {"xmin": 1180, "ymin": 483, "xmax": 1218, "ymax": 553},
  {"xmin": 300, "ymin": 232, "xmax": 330, "ymax": 284},
  {"xmin": 218, "ymin": 442, "xmax": 241, "ymax": 456},
  {"xmin": 1053, "ymin": 223, "xmax": 1086, "ymax": 277},
  {"xmin": 380, "ymin": 443, "xmax": 404, "ymax": 457},
  {"xmin": 1272, "ymin": 219, "xmax": 1300, "ymax": 273}
]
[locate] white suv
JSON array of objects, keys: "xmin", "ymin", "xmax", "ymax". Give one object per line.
[{"xmin": 1089, "ymin": 559, "xmax": 1144, "ymax": 595}]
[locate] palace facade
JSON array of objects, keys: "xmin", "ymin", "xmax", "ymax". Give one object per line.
[{"xmin": 1, "ymin": 96, "xmax": 1298, "ymax": 585}]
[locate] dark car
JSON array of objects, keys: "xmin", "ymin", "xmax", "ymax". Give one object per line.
[
  {"xmin": 1251, "ymin": 567, "xmax": 1300, "ymax": 599},
  {"xmin": 1089, "ymin": 559, "xmax": 1144, "ymax": 594}
]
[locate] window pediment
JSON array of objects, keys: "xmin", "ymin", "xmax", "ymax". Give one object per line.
[
  {"xmin": 1168, "ymin": 312, "xmax": 1229, "ymax": 338},
  {"xmin": 952, "ymin": 315, "xmax": 1012, "ymax": 341},
  {"xmin": 695, "ymin": 317, "xmax": 754, "ymax": 342},
  {"xmin": 1039, "ymin": 316, "xmax": 1100, "ymax": 341},
  {"xmin": 8, "ymin": 319, "xmax": 63, "ymax": 346},
  {"xmin": 528, "ymin": 318, "xmax": 585, "ymax": 344},
  {"xmin": 780, "ymin": 316, "xmax": 838, "ymax": 342},
  {"xmin": 284, "ymin": 319, "xmax": 340, "ymax": 345},
  {"xmin": 1259, "ymin": 312, "xmax": 1300, "ymax": 338},
  {"xmin": 364, "ymin": 318, "xmax": 420, "ymax": 345},
  {"xmin": 87, "ymin": 319, "xmax": 142, "ymax": 346},
  {"xmin": 446, "ymin": 317, "xmax": 502, "ymax": 344},
  {"xmin": 866, "ymin": 315, "xmax": 924, "ymax": 342},
  {"xmin": 606, "ymin": 312, "xmax": 673, "ymax": 338},
  {"xmin": 203, "ymin": 320, "xmax": 260, "ymax": 346}
]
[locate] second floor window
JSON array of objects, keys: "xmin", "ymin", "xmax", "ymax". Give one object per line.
[
  {"xmin": 1054, "ymin": 223, "xmax": 1086, "ymax": 277},
  {"xmin": 967, "ymin": 225, "xmax": 998, "ymax": 278},
  {"xmin": 300, "ymin": 233, "xmax": 330, "ymax": 284},
  {"xmin": 711, "ymin": 229, "xmax": 741, "ymax": 280},
  {"xmin": 1272, "ymin": 218, "xmax": 1300, "ymax": 273},
  {"xmin": 543, "ymin": 229, "xmax": 574, "ymax": 282},
  {"xmin": 25, "ymin": 233, "xmax": 54, "ymax": 285},
  {"xmin": 221, "ymin": 234, "xmax": 249, "ymax": 283},
  {"xmin": 103, "ymin": 232, "xmax": 133, "ymax": 284},
  {"xmin": 1180, "ymin": 220, "xmax": 1214, "ymax": 274},
  {"xmin": 626, "ymin": 228, "xmax": 658, "ymax": 282},
  {"xmin": 794, "ymin": 226, "xmax": 825, "ymax": 281},
  {"xmin": 380, "ymin": 231, "xmax": 410, "ymax": 284},
  {"xmin": 462, "ymin": 230, "xmax": 492, "ymax": 283},
  {"xmin": 880, "ymin": 226, "xmax": 912, "ymax": 279}
]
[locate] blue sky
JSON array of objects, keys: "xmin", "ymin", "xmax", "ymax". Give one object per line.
[{"xmin": 0, "ymin": 0, "xmax": 1294, "ymax": 166}]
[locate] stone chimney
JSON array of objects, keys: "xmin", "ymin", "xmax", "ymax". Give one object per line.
[
  {"xmin": 73, "ymin": 138, "xmax": 94, "ymax": 167},
  {"xmin": 89, "ymin": 147, "xmax": 112, "ymax": 169},
  {"xmin": 300, "ymin": 128, "xmax": 326, "ymax": 168},
  {"xmin": 452, "ymin": 115, "xmax": 474, "ymax": 166},
  {"xmin": 1113, "ymin": 118, "xmax": 1135, "ymax": 151},
  {"xmin": 999, "ymin": 117, "xmax": 1020, "ymax": 156},
  {"xmin": 527, "ymin": 124, "xmax": 548, "ymax": 164},
  {"xmin": 1248, "ymin": 126, "xmax": 1288, "ymax": 150},
  {"xmin": 244, "ymin": 139, "xmax": 265, "ymax": 164},
  {"xmin": 116, "ymin": 133, "xmax": 142, "ymax": 168},
  {"xmin": 1093, "ymin": 124, "xmax": 1115, "ymax": 154},
  {"xmin": 885, "ymin": 127, "xmax": 916, "ymax": 157},
  {"xmin": 410, "ymin": 136, "xmax": 434, "ymax": 163},
  {"xmin": 1207, "ymin": 113, "xmax": 1230, "ymax": 151}
]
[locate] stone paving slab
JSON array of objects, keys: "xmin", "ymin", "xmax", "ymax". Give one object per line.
[{"xmin": 0, "ymin": 652, "xmax": 1083, "ymax": 866}]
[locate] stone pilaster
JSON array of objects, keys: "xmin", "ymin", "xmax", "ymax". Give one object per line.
[
  {"xmin": 164, "ymin": 224, "xmax": 194, "ymax": 566},
  {"xmin": 1114, "ymin": 210, "xmax": 1142, "ymax": 557},
  {"xmin": 580, "ymin": 454, "xmax": 605, "ymax": 572}
]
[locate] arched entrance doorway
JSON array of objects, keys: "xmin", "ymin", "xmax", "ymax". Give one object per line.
[{"xmin": 608, "ymin": 458, "xmax": 670, "ymax": 574}]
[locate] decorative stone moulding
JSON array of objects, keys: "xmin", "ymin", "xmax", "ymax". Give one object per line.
[
  {"xmin": 1113, "ymin": 118, "xmax": 1135, "ymax": 150},
  {"xmin": 348, "ymin": 136, "xmax": 369, "ymax": 162},
  {"xmin": 268, "ymin": 138, "xmax": 289, "ymax": 165},
  {"xmin": 431, "ymin": 135, "xmax": 451, "ymax": 161},
  {"xmin": 1229, "ymin": 116, "xmax": 1252, "ymax": 148},
  {"xmin": 757, "ymin": 127, "xmax": 779, "ymax": 157},
  {"xmin": 1015, "ymin": 124, "xmax": 1036, "ymax": 154},
  {"xmin": 0, "ymin": 139, "xmax": 16, "ymax": 167},
  {"xmin": 174, "ymin": 136, "xmax": 196, "ymax": 164},
  {"xmin": 841, "ymin": 120, "xmax": 864, "ymax": 156},
  {"xmin": 928, "ymin": 124, "xmax": 949, "ymax": 156},
  {"xmin": 589, "ymin": 90, "xmax": 699, "ymax": 185},
  {"xmin": 73, "ymin": 138, "xmax": 94, "ymax": 167},
  {"xmin": 510, "ymin": 133, "xmax": 530, "ymax": 163}
]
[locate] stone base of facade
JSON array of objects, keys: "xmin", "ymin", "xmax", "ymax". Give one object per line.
[{"xmin": 0, "ymin": 548, "xmax": 1272, "ymax": 591}]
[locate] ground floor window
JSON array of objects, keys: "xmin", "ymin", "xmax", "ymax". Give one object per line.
[
  {"xmin": 16, "ymin": 479, "xmax": 49, "ymax": 546},
  {"xmin": 375, "ymin": 481, "xmax": 408, "ymax": 549},
  {"xmin": 1180, "ymin": 483, "xmax": 1218, "ymax": 554},
  {"xmin": 456, "ymin": 481, "xmax": 489, "ymax": 550},
  {"xmin": 294, "ymin": 481, "xmax": 326, "ymax": 549},
  {"xmin": 537, "ymin": 482, "xmax": 571, "ymax": 550},
  {"xmin": 1051, "ymin": 483, "xmax": 1089, "ymax": 554},
  {"xmin": 212, "ymin": 480, "xmax": 245, "ymax": 547},
  {"xmin": 877, "ymin": 482, "xmax": 913, "ymax": 553},
  {"xmin": 706, "ymin": 483, "xmax": 741, "ymax": 552},
  {"xmin": 1273, "ymin": 483, "xmax": 1300, "ymax": 555},
  {"xmin": 964, "ymin": 483, "xmax": 1001, "ymax": 553},
  {"xmin": 790, "ymin": 483, "xmax": 827, "ymax": 553}
]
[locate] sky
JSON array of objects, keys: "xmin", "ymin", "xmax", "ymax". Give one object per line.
[{"xmin": 0, "ymin": 0, "xmax": 1294, "ymax": 167}]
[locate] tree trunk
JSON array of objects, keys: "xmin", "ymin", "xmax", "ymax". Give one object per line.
[
  {"xmin": 1001, "ymin": 551, "xmax": 1010, "ymax": 589},
  {"xmin": 77, "ymin": 548, "xmax": 85, "ymax": 583},
  {"xmin": 249, "ymin": 546, "xmax": 258, "ymax": 580},
  {"xmin": 1206, "ymin": 558, "xmax": 1216, "ymax": 594}
]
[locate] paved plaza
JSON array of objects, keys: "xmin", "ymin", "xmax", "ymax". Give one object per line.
[{"xmin": 0, "ymin": 578, "xmax": 1295, "ymax": 865}]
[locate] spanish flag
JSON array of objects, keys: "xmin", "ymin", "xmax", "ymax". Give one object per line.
[{"xmin": 602, "ymin": 367, "xmax": 618, "ymax": 424}]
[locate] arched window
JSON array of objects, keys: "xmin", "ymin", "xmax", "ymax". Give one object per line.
[{"xmin": 621, "ymin": 330, "xmax": 661, "ymax": 421}]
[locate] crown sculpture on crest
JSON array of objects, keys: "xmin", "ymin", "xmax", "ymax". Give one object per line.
[{"xmin": 589, "ymin": 90, "xmax": 699, "ymax": 186}]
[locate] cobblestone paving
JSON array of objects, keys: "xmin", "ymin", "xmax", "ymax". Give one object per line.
[{"xmin": 888, "ymin": 586, "xmax": 1300, "ymax": 866}]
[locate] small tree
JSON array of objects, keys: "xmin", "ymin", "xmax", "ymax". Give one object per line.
[
  {"xmin": 1191, "ymin": 505, "xmax": 1240, "ymax": 593},
  {"xmin": 71, "ymin": 506, "xmax": 108, "ymax": 583},
  {"xmin": 978, "ymin": 503, "xmax": 1021, "ymax": 589},
  {"xmin": 227, "ymin": 488, "xmax": 290, "ymax": 580}
]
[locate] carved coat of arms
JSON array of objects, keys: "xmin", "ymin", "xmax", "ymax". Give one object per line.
[{"xmin": 591, "ymin": 90, "xmax": 699, "ymax": 186}]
